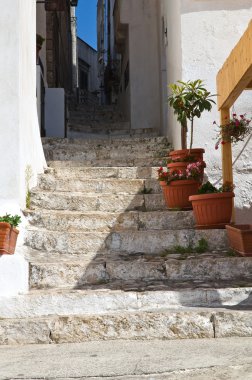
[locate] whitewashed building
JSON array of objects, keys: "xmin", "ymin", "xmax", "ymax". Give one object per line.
[{"xmin": 77, "ymin": 37, "xmax": 99, "ymax": 99}]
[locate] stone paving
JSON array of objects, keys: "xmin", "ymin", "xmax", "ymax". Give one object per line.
[{"xmin": 0, "ymin": 338, "xmax": 252, "ymax": 379}]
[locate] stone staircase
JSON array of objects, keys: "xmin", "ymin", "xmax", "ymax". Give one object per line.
[
  {"xmin": 0, "ymin": 135, "xmax": 252, "ymax": 345},
  {"xmin": 67, "ymin": 104, "xmax": 157, "ymax": 139}
]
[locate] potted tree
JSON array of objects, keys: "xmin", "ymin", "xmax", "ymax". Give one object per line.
[
  {"xmin": 189, "ymin": 182, "xmax": 234, "ymax": 229},
  {"xmin": 0, "ymin": 214, "xmax": 21, "ymax": 255},
  {"xmin": 167, "ymin": 79, "xmax": 216, "ymax": 166}
]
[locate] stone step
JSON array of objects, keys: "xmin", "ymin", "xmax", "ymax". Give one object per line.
[
  {"xmin": 43, "ymin": 147, "xmax": 167, "ymax": 163},
  {"xmin": 45, "ymin": 166, "xmax": 159, "ymax": 180},
  {"xmin": 47, "ymin": 157, "xmax": 165, "ymax": 167},
  {"xmin": 27, "ymin": 250, "xmax": 252, "ymax": 290},
  {"xmin": 42, "ymin": 136, "xmax": 170, "ymax": 147},
  {"xmin": 1, "ymin": 285, "xmax": 252, "ymax": 319},
  {"xmin": 24, "ymin": 228, "xmax": 227, "ymax": 255},
  {"xmin": 0, "ymin": 307, "xmax": 251, "ymax": 345},
  {"xmin": 24, "ymin": 210, "xmax": 194, "ymax": 232},
  {"xmin": 68, "ymin": 121, "xmax": 130, "ymax": 130},
  {"xmin": 66, "ymin": 130, "xmax": 159, "ymax": 140},
  {"xmin": 30, "ymin": 191, "xmax": 166, "ymax": 212},
  {"xmin": 37, "ymin": 177, "xmax": 161, "ymax": 194},
  {"xmin": 43, "ymin": 143, "xmax": 168, "ymax": 156}
]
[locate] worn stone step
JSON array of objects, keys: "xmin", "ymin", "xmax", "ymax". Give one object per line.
[
  {"xmin": 42, "ymin": 136, "xmax": 171, "ymax": 148},
  {"xmin": 24, "ymin": 228, "xmax": 227, "ymax": 255},
  {"xmin": 37, "ymin": 176, "xmax": 161, "ymax": 194},
  {"xmin": 27, "ymin": 250, "xmax": 252, "ymax": 289},
  {"xmin": 43, "ymin": 144, "xmax": 168, "ymax": 157},
  {"xmin": 24, "ymin": 210, "xmax": 194, "ymax": 232},
  {"xmin": 43, "ymin": 147, "xmax": 167, "ymax": 162},
  {"xmin": 30, "ymin": 191, "xmax": 166, "ymax": 212},
  {"xmin": 0, "ymin": 307, "xmax": 251, "ymax": 345},
  {"xmin": 1, "ymin": 285, "xmax": 252, "ymax": 319},
  {"xmin": 45, "ymin": 166, "xmax": 159, "ymax": 180},
  {"xmin": 68, "ymin": 121, "xmax": 130, "ymax": 130},
  {"xmin": 47, "ymin": 157, "xmax": 165, "ymax": 167},
  {"xmin": 66, "ymin": 128, "xmax": 159, "ymax": 140}
]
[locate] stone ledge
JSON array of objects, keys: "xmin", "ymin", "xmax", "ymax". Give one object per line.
[{"xmin": 0, "ymin": 309, "xmax": 252, "ymax": 345}]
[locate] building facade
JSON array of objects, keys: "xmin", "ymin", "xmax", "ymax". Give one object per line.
[{"xmin": 77, "ymin": 37, "xmax": 99, "ymax": 102}]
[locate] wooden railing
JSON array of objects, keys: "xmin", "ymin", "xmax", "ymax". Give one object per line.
[{"xmin": 216, "ymin": 20, "xmax": 252, "ymax": 199}]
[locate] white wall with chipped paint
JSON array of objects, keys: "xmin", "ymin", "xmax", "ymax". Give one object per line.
[{"xmin": 0, "ymin": 0, "xmax": 46, "ymax": 296}]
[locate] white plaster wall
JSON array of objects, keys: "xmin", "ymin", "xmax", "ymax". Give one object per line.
[
  {"xmin": 36, "ymin": 3, "xmax": 47, "ymax": 84},
  {"xmin": 0, "ymin": 0, "xmax": 46, "ymax": 296},
  {"xmin": 121, "ymin": 0, "xmax": 162, "ymax": 131},
  {"xmin": 180, "ymin": 0, "xmax": 252, "ymax": 222},
  {"xmin": 78, "ymin": 38, "xmax": 99, "ymax": 92},
  {"xmin": 161, "ymin": 0, "xmax": 182, "ymax": 145}
]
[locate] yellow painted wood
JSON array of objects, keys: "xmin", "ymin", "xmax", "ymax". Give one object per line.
[
  {"xmin": 217, "ymin": 20, "xmax": 252, "ymax": 110},
  {"xmin": 220, "ymin": 109, "xmax": 233, "ymax": 184},
  {"xmin": 220, "ymin": 109, "xmax": 235, "ymax": 221}
]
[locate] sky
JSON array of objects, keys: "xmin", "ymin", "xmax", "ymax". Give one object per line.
[{"xmin": 76, "ymin": 0, "xmax": 98, "ymax": 50}]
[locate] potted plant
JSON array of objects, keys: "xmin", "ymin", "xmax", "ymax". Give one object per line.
[
  {"xmin": 214, "ymin": 113, "xmax": 251, "ymax": 150},
  {"xmin": 157, "ymin": 161, "xmax": 204, "ymax": 209},
  {"xmin": 189, "ymin": 181, "xmax": 235, "ymax": 229},
  {"xmin": 226, "ymin": 224, "xmax": 252, "ymax": 257},
  {"xmin": 167, "ymin": 79, "xmax": 216, "ymax": 161},
  {"xmin": 0, "ymin": 214, "xmax": 21, "ymax": 255}
]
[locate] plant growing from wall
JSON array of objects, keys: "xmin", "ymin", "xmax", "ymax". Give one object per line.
[
  {"xmin": 25, "ymin": 165, "xmax": 33, "ymax": 209},
  {"xmin": 168, "ymin": 79, "xmax": 216, "ymax": 149}
]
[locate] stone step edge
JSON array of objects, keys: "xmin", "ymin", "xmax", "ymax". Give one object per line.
[
  {"xmin": 1, "ymin": 287, "xmax": 251, "ymax": 318},
  {"xmin": 42, "ymin": 136, "xmax": 170, "ymax": 144},
  {"xmin": 24, "ymin": 209, "xmax": 192, "ymax": 218},
  {"xmin": 1, "ymin": 309, "xmax": 251, "ymax": 346},
  {"xmin": 24, "ymin": 226, "xmax": 203, "ymax": 234}
]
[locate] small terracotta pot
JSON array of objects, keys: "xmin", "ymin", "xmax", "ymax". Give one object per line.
[
  {"xmin": 162, "ymin": 180, "xmax": 200, "ymax": 210},
  {"xmin": 189, "ymin": 192, "xmax": 234, "ymax": 229},
  {"xmin": 0, "ymin": 222, "xmax": 19, "ymax": 255},
  {"xmin": 167, "ymin": 162, "xmax": 205, "ymax": 184},
  {"xmin": 169, "ymin": 148, "xmax": 205, "ymax": 162},
  {"xmin": 167, "ymin": 162, "xmax": 188, "ymax": 173},
  {"xmin": 226, "ymin": 224, "xmax": 252, "ymax": 256}
]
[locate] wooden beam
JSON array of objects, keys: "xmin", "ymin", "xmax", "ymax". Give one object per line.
[
  {"xmin": 221, "ymin": 109, "xmax": 233, "ymax": 184},
  {"xmin": 246, "ymin": 80, "xmax": 252, "ymax": 89},
  {"xmin": 220, "ymin": 108, "xmax": 235, "ymax": 221},
  {"xmin": 217, "ymin": 20, "xmax": 252, "ymax": 110}
]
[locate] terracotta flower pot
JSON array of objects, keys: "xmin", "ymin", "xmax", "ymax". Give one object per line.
[
  {"xmin": 167, "ymin": 161, "xmax": 188, "ymax": 173},
  {"xmin": 169, "ymin": 148, "xmax": 205, "ymax": 162},
  {"xmin": 0, "ymin": 222, "xmax": 19, "ymax": 255},
  {"xmin": 167, "ymin": 161, "xmax": 205, "ymax": 184},
  {"xmin": 226, "ymin": 224, "xmax": 252, "ymax": 256},
  {"xmin": 189, "ymin": 192, "xmax": 234, "ymax": 229},
  {"xmin": 162, "ymin": 180, "xmax": 200, "ymax": 210},
  {"xmin": 159, "ymin": 181, "xmax": 167, "ymax": 187}
]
